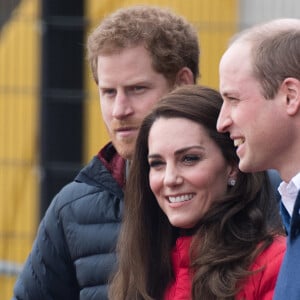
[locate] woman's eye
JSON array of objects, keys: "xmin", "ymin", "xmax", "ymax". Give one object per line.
[
  {"xmin": 183, "ymin": 155, "xmax": 200, "ymax": 164},
  {"xmin": 149, "ymin": 160, "xmax": 164, "ymax": 168}
]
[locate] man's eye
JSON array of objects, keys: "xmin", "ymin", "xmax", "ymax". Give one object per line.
[
  {"xmin": 130, "ymin": 86, "xmax": 146, "ymax": 93},
  {"xmin": 227, "ymin": 96, "xmax": 239, "ymax": 102},
  {"xmin": 101, "ymin": 89, "xmax": 116, "ymax": 97}
]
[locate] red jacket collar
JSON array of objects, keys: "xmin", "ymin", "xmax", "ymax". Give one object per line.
[{"xmin": 97, "ymin": 143, "xmax": 126, "ymax": 189}]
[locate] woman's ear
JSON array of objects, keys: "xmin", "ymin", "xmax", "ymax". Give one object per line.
[
  {"xmin": 227, "ymin": 166, "xmax": 239, "ymax": 185},
  {"xmin": 175, "ymin": 67, "xmax": 195, "ymax": 85}
]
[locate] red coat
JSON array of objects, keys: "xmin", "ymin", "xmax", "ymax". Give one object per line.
[{"xmin": 164, "ymin": 235, "xmax": 286, "ymax": 300}]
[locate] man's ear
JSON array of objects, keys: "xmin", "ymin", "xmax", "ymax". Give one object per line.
[
  {"xmin": 175, "ymin": 67, "xmax": 195, "ymax": 85},
  {"xmin": 282, "ymin": 77, "xmax": 300, "ymax": 116}
]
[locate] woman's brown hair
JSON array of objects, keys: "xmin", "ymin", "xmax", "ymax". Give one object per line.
[{"xmin": 109, "ymin": 85, "xmax": 283, "ymax": 299}]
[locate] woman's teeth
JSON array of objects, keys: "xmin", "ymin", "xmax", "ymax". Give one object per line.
[{"xmin": 168, "ymin": 194, "xmax": 193, "ymax": 203}]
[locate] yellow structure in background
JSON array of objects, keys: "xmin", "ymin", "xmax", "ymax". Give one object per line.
[
  {"xmin": 0, "ymin": 0, "xmax": 40, "ymax": 298},
  {"xmin": 0, "ymin": 0, "xmax": 237, "ymax": 299},
  {"xmin": 84, "ymin": 0, "xmax": 237, "ymax": 160}
]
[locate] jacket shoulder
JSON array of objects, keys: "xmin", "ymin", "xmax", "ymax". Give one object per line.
[
  {"xmin": 237, "ymin": 236, "xmax": 286, "ymax": 300},
  {"xmin": 51, "ymin": 156, "xmax": 124, "ymax": 211},
  {"xmin": 13, "ymin": 156, "xmax": 124, "ymax": 300}
]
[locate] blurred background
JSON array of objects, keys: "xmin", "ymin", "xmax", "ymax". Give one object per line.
[{"xmin": 0, "ymin": 0, "xmax": 299, "ymax": 298}]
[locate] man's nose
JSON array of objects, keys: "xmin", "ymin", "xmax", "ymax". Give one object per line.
[
  {"xmin": 112, "ymin": 91, "xmax": 134, "ymax": 119},
  {"xmin": 216, "ymin": 105, "xmax": 231, "ymax": 133}
]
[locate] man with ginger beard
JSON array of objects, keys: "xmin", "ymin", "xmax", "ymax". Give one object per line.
[{"xmin": 12, "ymin": 5, "xmax": 199, "ymax": 300}]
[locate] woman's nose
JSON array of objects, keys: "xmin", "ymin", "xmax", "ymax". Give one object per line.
[{"xmin": 163, "ymin": 165, "xmax": 183, "ymax": 186}]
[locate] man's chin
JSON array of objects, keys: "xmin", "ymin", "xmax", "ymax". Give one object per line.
[
  {"xmin": 114, "ymin": 143, "xmax": 134, "ymax": 160},
  {"xmin": 239, "ymin": 159, "xmax": 262, "ymax": 173},
  {"xmin": 238, "ymin": 159, "xmax": 252, "ymax": 173}
]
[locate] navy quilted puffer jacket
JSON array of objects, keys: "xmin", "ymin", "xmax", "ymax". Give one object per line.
[{"xmin": 13, "ymin": 153, "xmax": 124, "ymax": 300}]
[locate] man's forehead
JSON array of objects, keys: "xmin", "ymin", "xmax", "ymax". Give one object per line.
[{"xmin": 221, "ymin": 42, "xmax": 250, "ymax": 68}]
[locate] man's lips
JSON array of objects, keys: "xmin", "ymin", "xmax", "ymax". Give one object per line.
[
  {"xmin": 233, "ymin": 138, "xmax": 245, "ymax": 147},
  {"xmin": 116, "ymin": 126, "xmax": 136, "ymax": 132},
  {"xmin": 232, "ymin": 137, "xmax": 245, "ymax": 157},
  {"xmin": 114, "ymin": 126, "xmax": 139, "ymax": 137}
]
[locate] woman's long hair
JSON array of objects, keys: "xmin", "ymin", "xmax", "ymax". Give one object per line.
[{"xmin": 109, "ymin": 85, "xmax": 284, "ymax": 300}]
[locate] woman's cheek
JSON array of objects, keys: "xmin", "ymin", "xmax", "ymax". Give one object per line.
[{"xmin": 149, "ymin": 171, "xmax": 161, "ymax": 197}]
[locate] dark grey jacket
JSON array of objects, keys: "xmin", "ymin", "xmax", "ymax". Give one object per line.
[{"xmin": 13, "ymin": 154, "xmax": 124, "ymax": 300}]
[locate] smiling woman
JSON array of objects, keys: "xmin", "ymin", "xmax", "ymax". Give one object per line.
[
  {"xmin": 109, "ymin": 85, "xmax": 286, "ymax": 300},
  {"xmin": 148, "ymin": 117, "xmax": 234, "ymax": 229}
]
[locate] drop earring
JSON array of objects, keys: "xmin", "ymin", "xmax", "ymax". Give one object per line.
[{"xmin": 228, "ymin": 178, "xmax": 236, "ymax": 186}]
